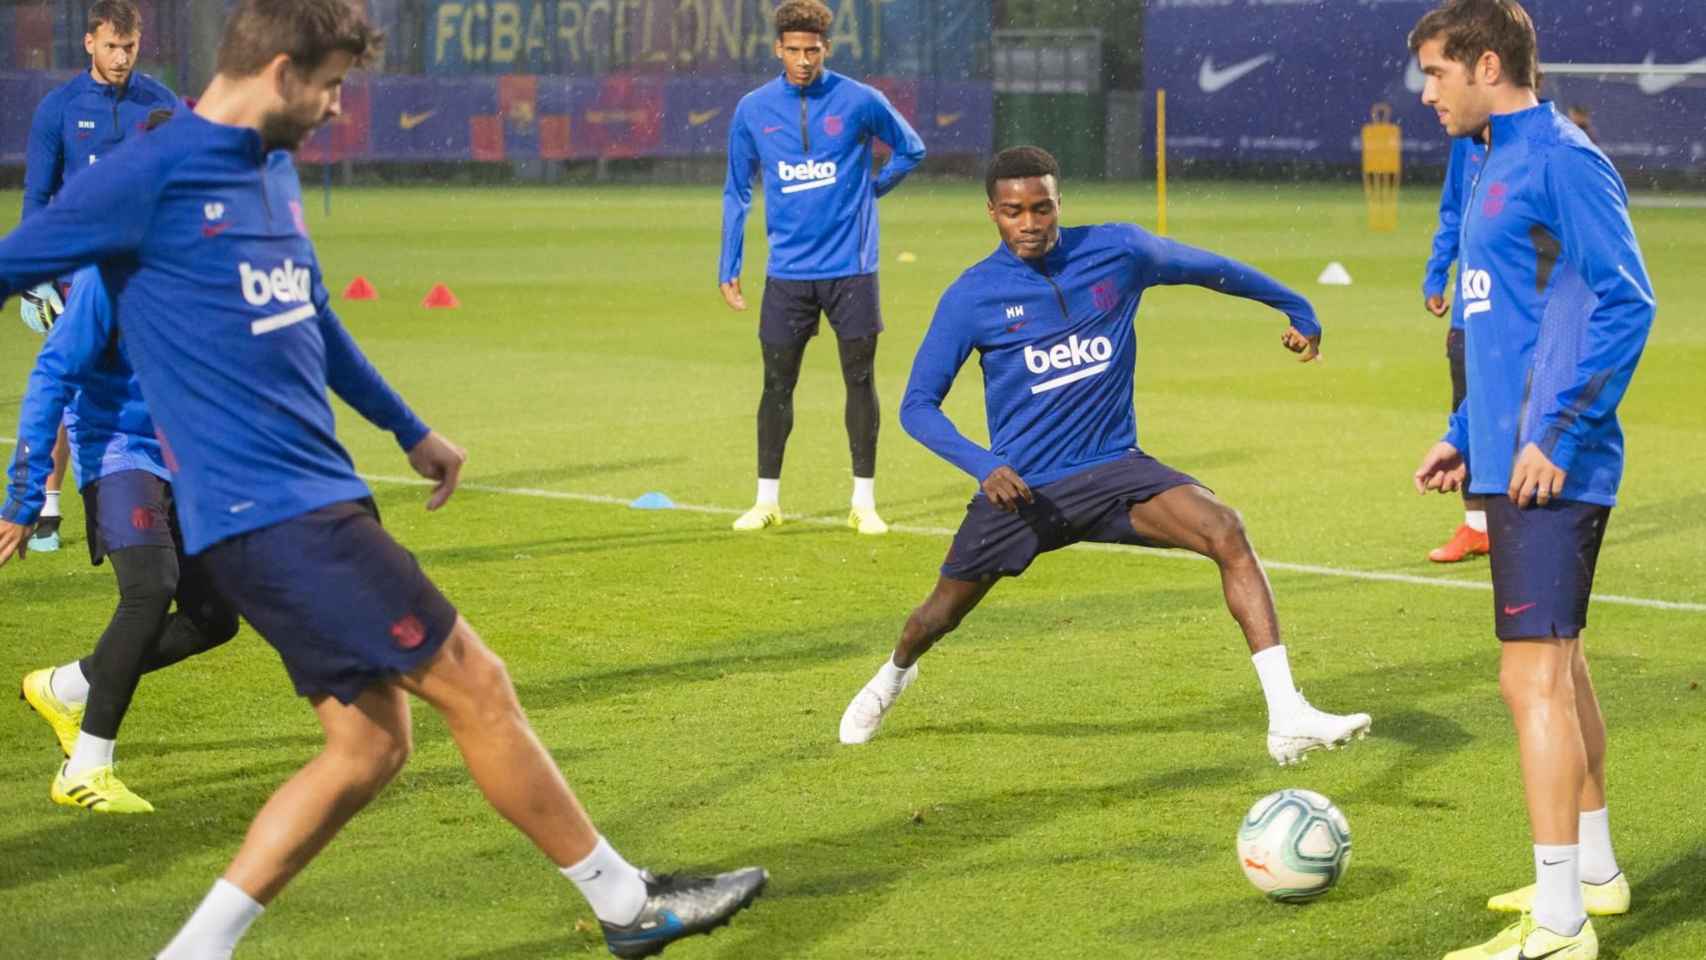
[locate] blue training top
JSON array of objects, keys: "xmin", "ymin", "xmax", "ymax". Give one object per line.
[
  {"xmin": 719, "ymin": 69, "xmax": 926, "ymax": 283},
  {"xmin": 1446, "ymin": 101, "xmax": 1656, "ymax": 507},
  {"xmin": 0, "ymin": 111, "xmax": 430, "ymax": 554},
  {"xmin": 1422, "ymin": 135, "xmax": 1486, "ymax": 331},
  {"xmin": 23, "ymin": 70, "xmax": 180, "ymax": 218},
  {"xmin": 902, "ymin": 223, "xmax": 1318, "ymax": 490},
  {"xmin": 2, "ymin": 265, "xmax": 169, "ymax": 527}
]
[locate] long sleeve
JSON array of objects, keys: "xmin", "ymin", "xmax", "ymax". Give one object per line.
[
  {"xmin": 899, "ymin": 290, "xmax": 1006, "ymax": 483},
  {"xmin": 21, "ymin": 93, "xmax": 65, "ymax": 219},
  {"xmin": 718, "ymin": 101, "xmax": 760, "ymax": 284},
  {"xmin": 0, "ymin": 145, "xmax": 161, "ymax": 300},
  {"xmin": 314, "ymin": 278, "xmax": 430, "ymax": 452},
  {"xmin": 867, "ymin": 89, "xmax": 925, "ymax": 198},
  {"xmin": 1444, "ymin": 391, "xmax": 1471, "ymax": 454},
  {"xmin": 1423, "ymin": 140, "xmax": 1465, "ymax": 298},
  {"xmin": 2, "ymin": 268, "xmax": 111, "ymax": 523},
  {"xmin": 1533, "ymin": 147, "xmax": 1658, "ymax": 474},
  {"xmin": 1137, "ymin": 231, "xmax": 1320, "ymax": 336}
]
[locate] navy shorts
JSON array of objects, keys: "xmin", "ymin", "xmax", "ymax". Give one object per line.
[
  {"xmin": 201, "ymin": 499, "xmax": 459, "ymax": 704},
  {"xmin": 82, "ymin": 469, "xmax": 178, "ymax": 565},
  {"xmin": 759, "ymin": 274, "xmax": 884, "ymax": 346},
  {"xmin": 941, "ymin": 451, "xmax": 1201, "ymax": 582},
  {"xmin": 1487, "ymin": 497, "xmax": 1611, "ymax": 641}
]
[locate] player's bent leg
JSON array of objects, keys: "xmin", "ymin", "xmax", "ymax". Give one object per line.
[
  {"xmin": 840, "ymin": 576, "xmax": 992, "ymax": 745},
  {"xmin": 395, "ymin": 617, "xmax": 600, "ymax": 866},
  {"xmin": 222, "ymin": 684, "xmax": 414, "ymax": 904},
  {"xmin": 1125, "ymin": 485, "xmax": 1370, "ymax": 764}
]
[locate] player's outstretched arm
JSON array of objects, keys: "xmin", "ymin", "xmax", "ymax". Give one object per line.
[
  {"xmin": 406, "ymin": 431, "xmax": 467, "ymax": 512},
  {"xmin": 899, "ymin": 291, "xmax": 1008, "ymax": 483},
  {"xmin": 1137, "ymin": 229, "xmax": 1322, "ymax": 362},
  {"xmin": 314, "ymin": 277, "xmax": 432, "ymax": 449},
  {"xmin": 0, "ymin": 141, "xmax": 161, "ymax": 302}
]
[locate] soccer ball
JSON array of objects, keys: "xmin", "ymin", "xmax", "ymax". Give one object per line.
[{"xmin": 1236, "ymin": 788, "xmax": 1351, "ymax": 902}]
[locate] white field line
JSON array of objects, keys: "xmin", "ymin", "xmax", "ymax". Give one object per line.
[
  {"xmin": 357, "ymin": 471, "xmax": 1706, "ymax": 614},
  {"xmin": 0, "ymin": 431, "xmax": 1696, "ymax": 612}
]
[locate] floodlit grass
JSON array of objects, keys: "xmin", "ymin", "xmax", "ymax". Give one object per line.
[{"xmin": 1, "ymin": 181, "xmax": 1702, "ymax": 958}]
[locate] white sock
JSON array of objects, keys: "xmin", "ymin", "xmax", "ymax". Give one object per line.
[
  {"xmin": 874, "ymin": 656, "xmax": 910, "ymax": 692},
  {"xmin": 561, "ymin": 836, "xmax": 647, "ymax": 926},
  {"xmin": 64, "ymin": 732, "xmax": 116, "ymax": 778},
  {"xmin": 851, "ymin": 476, "xmax": 876, "ymax": 510},
  {"xmin": 157, "ymin": 878, "xmax": 265, "ymax": 960},
  {"xmin": 50, "ymin": 662, "xmax": 90, "ymax": 705},
  {"xmin": 1578, "ymin": 807, "xmax": 1621, "ymax": 884},
  {"xmin": 755, "ymin": 477, "xmax": 780, "ymax": 506},
  {"xmin": 42, "ymin": 490, "xmax": 61, "ymax": 519},
  {"xmin": 1465, "ymin": 509, "xmax": 1487, "ymax": 533},
  {"xmin": 1532, "ymin": 844, "xmax": 1587, "ymax": 935},
  {"xmin": 1251, "ymin": 646, "xmax": 1304, "ymax": 725}
]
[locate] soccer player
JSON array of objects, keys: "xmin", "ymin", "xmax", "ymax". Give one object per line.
[
  {"xmin": 17, "ymin": 0, "xmax": 178, "ymax": 552},
  {"xmin": 718, "ymin": 0, "xmax": 927, "ymax": 534},
  {"xmin": 1421, "ymin": 132, "xmax": 1491, "ymax": 563},
  {"xmin": 5, "ymin": 262, "xmax": 239, "ymax": 815},
  {"xmin": 1410, "ymin": 3, "xmax": 1653, "ymax": 957},
  {"xmin": 835, "ymin": 146, "xmax": 1373, "ymax": 767},
  {"xmin": 0, "ymin": 3, "xmax": 764, "ymax": 957}
]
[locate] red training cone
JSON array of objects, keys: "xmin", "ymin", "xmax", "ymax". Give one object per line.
[
  {"xmin": 421, "ymin": 283, "xmax": 460, "ymax": 309},
  {"xmin": 342, "ymin": 275, "xmax": 378, "ymax": 300}
]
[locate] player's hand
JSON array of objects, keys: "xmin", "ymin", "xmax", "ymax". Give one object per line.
[
  {"xmin": 1508, "ymin": 442, "xmax": 1565, "ymax": 508},
  {"xmin": 981, "ymin": 465, "xmax": 1033, "ymax": 513},
  {"xmin": 406, "ymin": 431, "xmax": 466, "ymax": 511},
  {"xmin": 0, "ymin": 519, "xmax": 30, "ymax": 567},
  {"xmin": 1424, "ymin": 293, "xmax": 1449, "ymax": 317},
  {"xmin": 1281, "ymin": 324, "xmax": 1320, "ymax": 363},
  {"xmin": 1413, "ymin": 441, "xmax": 1467, "ymax": 494},
  {"xmin": 719, "ymin": 279, "xmax": 747, "ymax": 311},
  {"xmin": 19, "ymin": 282, "xmax": 65, "ymax": 335}
]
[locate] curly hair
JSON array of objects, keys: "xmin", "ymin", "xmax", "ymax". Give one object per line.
[{"xmin": 774, "ymin": 1, "xmax": 832, "ymax": 38}]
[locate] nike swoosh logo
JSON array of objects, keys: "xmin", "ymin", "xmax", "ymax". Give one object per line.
[
  {"xmin": 1503, "ymin": 602, "xmax": 1538, "ymax": 616},
  {"xmin": 762, "ymin": 124, "xmax": 784, "ymax": 134},
  {"xmin": 399, "ymin": 111, "xmax": 435, "ymax": 130},
  {"xmin": 201, "ymin": 222, "xmax": 232, "ymax": 238},
  {"xmin": 1198, "ymin": 54, "xmax": 1274, "ymax": 93},
  {"xmin": 1006, "ymin": 320, "xmax": 1025, "ymax": 332},
  {"xmin": 1541, "ymin": 858, "xmax": 1572, "ymax": 866},
  {"xmin": 688, "ymin": 108, "xmax": 721, "ymax": 127},
  {"xmin": 1636, "ymin": 53, "xmax": 1706, "ymax": 95},
  {"xmin": 1405, "ymin": 57, "xmax": 1425, "ymax": 94},
  {"xmin": 936, "ymin": 112, "xmax": 962, "ymax": 128}
]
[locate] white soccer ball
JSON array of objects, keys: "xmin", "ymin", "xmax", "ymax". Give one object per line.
[{"xmin": 1236, "ymin": 788, "xmax": 1351, "ymax": 902}]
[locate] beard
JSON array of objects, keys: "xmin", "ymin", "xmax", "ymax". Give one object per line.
[{"xmin": 258, "ymin": 105, "xmax": 320, "ymax": 153}]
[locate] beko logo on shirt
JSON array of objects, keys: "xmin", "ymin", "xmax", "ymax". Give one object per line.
[
  {"xmin": 240, "ymin": 260, "xmax": 311, "ymax": 306},
  {"xmin": 1461, "ymin": 267, "xmax": 1493, "ymax": 319},
  {"xmin": 1024, "ymin": 334, "xmax": 1114, "ymax": 395},
  {"xmin": 777, "ymin": 159, "xmax": 838, "ymax": 194}
]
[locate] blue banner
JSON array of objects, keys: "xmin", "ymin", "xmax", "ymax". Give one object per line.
[{"xmin": 1143, "ymin": 0, "xmax": 1706, "ymax": 171}]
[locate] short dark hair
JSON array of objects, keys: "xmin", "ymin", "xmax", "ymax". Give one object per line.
[
  {"xmin": 215, "ymin": 0, "xmax": 383, "ymax": 78},
  {"xmin": 985, "ymin": 146, "xmax": 1060, "ymax": 199},
  {"xmin": 1408, "ymin": 0, "xmax": 1539, "ymax": 89},
  {"xmin": 87, "ymin": 0, "xmax": 141, "ymax": 36},
  {"xmin": 774, "ymin": 1, "xmax": 832, "ymax": 38}
]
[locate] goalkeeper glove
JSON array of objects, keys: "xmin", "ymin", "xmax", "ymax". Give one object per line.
[{"xmin": 19, "ymin": 282, "xmax": 64, "ymax": 335}]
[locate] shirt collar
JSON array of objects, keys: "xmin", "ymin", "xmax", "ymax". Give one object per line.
[{"xmin": 1487, "ymin": 99, "xmax": 1555, "ymax": 147}]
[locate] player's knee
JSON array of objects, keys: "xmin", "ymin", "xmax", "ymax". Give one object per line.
[
  {"xmin": 457, "ymin": 645, "xmax": 523, "ymax": 725},
  {"xmin": 197, "ymin": 604, "xmax": 241, "ymax": 646},
  {"xmin": 332, "ymin": 729, "xmax": 412, "ymax": 793},
  {"xmin": 1497, "ymin": 655, "xmax": 1571, "ymax": 711},
  {"xmin": 1203, "ymin": 506, "xmax": 1252, "ymax": 562},
  {"xmin": 910, "ymin": 601, "xmax": 963, "ymax": 639}
]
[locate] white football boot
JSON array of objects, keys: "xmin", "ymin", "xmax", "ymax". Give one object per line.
[
  {"xmin": 838, "ymin": 662, "xmax": 918, "ymax": 745},
  {"xmin": 1266, "ymin": 692, "xmax": 1372, "ymax": 766}
]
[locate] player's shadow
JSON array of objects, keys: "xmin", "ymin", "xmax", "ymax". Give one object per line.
[
  {"xmin": 409, "ymin": 528, "xmax": 726, "ymax": 566},
  {"xmin": 461, "ymin": 457, "xmax": 691, "ymax": 488},
  {"xmin": 1597, "ymin": 844, "xmax": 1706, "ymax": 957},
  {"xmin": 117, "ymin": 732, "xmax": 324, "ymax": 761}
]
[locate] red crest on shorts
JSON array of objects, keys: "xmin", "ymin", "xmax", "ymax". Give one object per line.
[
  {"xmin": 823, "ymin": 114, "xmax": 844, "ymax": 137},
  {"xmin": 390, "ymin": 614, "xmax": 426, "ymax": 650},
  {"xmin": 130, "ymin": 506, "xmax": 156, "ymax": 531}
]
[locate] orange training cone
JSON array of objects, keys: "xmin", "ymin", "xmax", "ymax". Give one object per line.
[
  {"xmin": 421, "ymin": 283, "xmax": 460, "ymax": 308},
  {"xmin": 342, "ymin": 275, "xmax": 377, "ymax": 300}
]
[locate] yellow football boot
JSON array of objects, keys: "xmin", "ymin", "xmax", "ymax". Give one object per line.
[
  {"xmin": 52, "ymin": 763, "xmax": 155, "ymax": 814},
  {"xmin": 1488, "ymin": 873, "xmax": 1630, "ymax": 916},
  {"xmin": 21, "ymin": 667, "xmax": 84, "ymax": 757},
  {"xmin": 1444, "ymin": 914, "xmax": 1596, "ymax": 960},
  {"xmin": 847, "ymin": 505, "xmax": 888, "ymax": 535}
]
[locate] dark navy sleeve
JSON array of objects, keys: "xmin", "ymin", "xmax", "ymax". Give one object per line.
[
  {"xmin": 867, "ymin": 88, "xmax": 925, "ymax": 198},
  {"xmin": 1423, "ymin": 139, "xmax": 1465, "ymax": 298},
  {"xmin": 313, "ymin": 276, "xmax": 431, "ymax": 452},
  {"xmin": 21, "ymin": 90, "xmax": 66, "ymax": 219},
  {"xmin": 1534, "ymin": 146, "xmax": 1658, "ymax": 474},
  {"xmin": 1127, "ymin": 226, "xmax": 1320, "ymax": 336},
  {"xmin": 899, "ymin": 282, "xmax": 1006, "ymax": 482},
  {"xmin": 2, "ymin": 267, "xmax": 110, "ymax": 524},
  {"xmin": 718, "ymin": 99, "xmax": 760, "ymax": 284},
  {"xmin": 0, "ymin": 143, "xmax": 161, "ymax": 300}
]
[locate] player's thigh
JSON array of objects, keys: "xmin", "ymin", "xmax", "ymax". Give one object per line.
[
  {"xmin": 1125, "ymin": 483, "xmax": 1243, "ymax": 555},
  {"xmin": 313, "ymin": 681, "xmax": 413, "ymax": 763},
  {"xmin": 759, "ymin": 277, "xmax": 824, "ymax": 346},
  {"xmin": 822, "ymin": 273, "xmax": 884, "ymax": 341},
  {"xmin": 395, "ymin": 617, "xmax": 517, "ymax": 716}
]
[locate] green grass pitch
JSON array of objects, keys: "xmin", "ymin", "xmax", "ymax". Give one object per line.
[{"xmin": 1, "ymin": 181, "xmax": 1702, "ymax": 958}]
